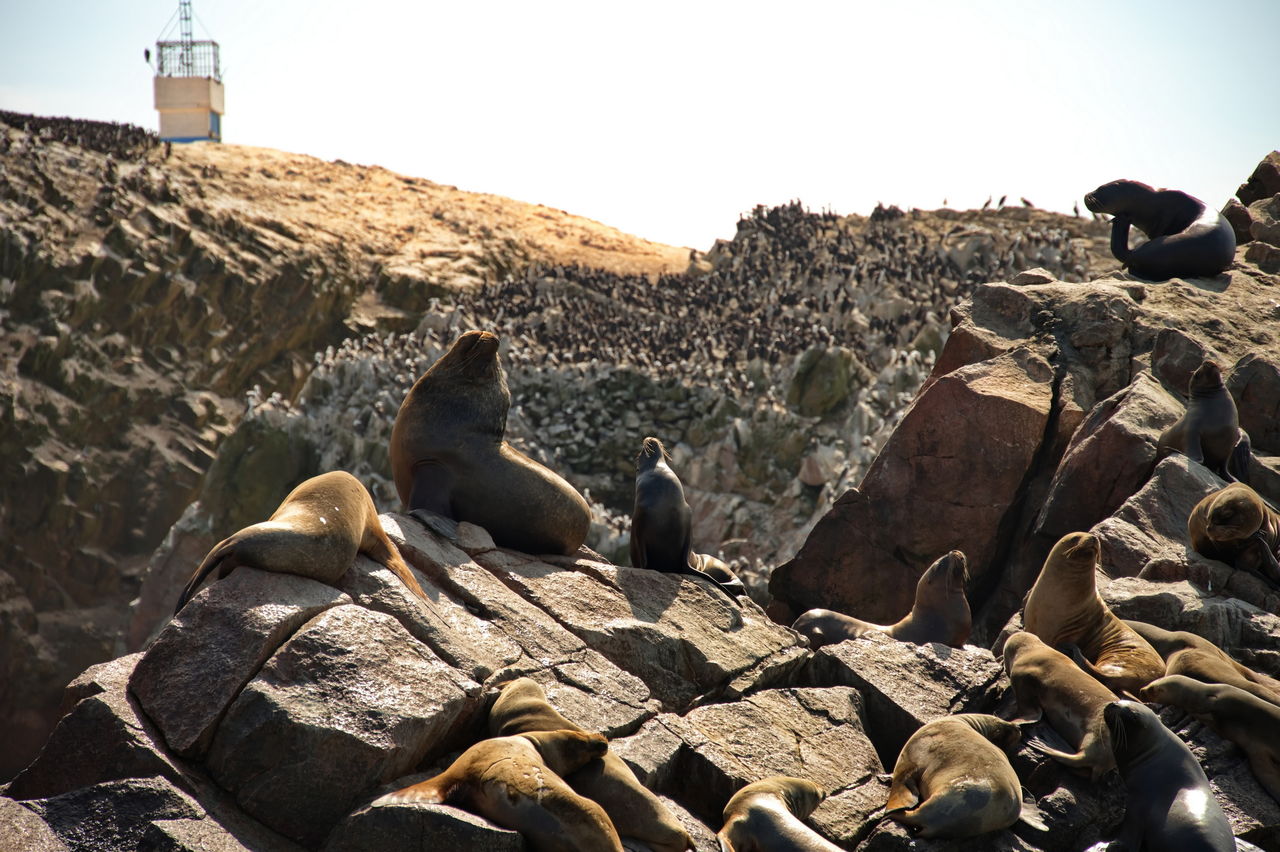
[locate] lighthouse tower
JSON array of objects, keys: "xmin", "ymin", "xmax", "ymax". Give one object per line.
[{"xmin": 152, "ymin": 0, "xmax": 223, "ymax": 143}]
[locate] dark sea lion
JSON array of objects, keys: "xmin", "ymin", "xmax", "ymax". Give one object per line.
[
  {"xmin": 1187, "ymin": 483, "xmax": 1280, "ymax": 583},
  {"xmin": 1083, "ymin": 179, "xmax": 1236, "ymax": 281},
  {"xmin": 488, "ymin": 678, "xmax": 692, "ymax": 852},
  {"xmin": 1124, "ymin": 619, "xmax": 1280, "ymax": 707},
  {"xmin": 1102, "ymin": 699, "xmax": 1235, "ymax": 851},
  {"xmin": 1158, "ymin": 361, "xmax": 1251, "ymax": 484},
  {"xmin": 390, "ymin": 330, "xmax": 591, "ymax": 555},
  {"xmin": 1002, "ymin": 631, "xmax": 1118, "ymax": 780},
  {"xmin": 1022, "ymin": 533, "xmax": 1165, "ymax": 695},
  {"xmin": 375, "ymin": 729, "xmax": 623, "ymax": 852},
  {"xmin": 792, "ymin": 550, "xmax": 970, "ymax": 648},
  {"xmin": 175, "ymin": 470, "xmax": 427, "ymax": 612},
  {"xmin": 630, "ymin": 436, "xmax": 742, "ymax": 600},
  {"xmin": 1140, "ymin": 675, "xmax": 1280, "ymax": 803},
  {"xmin": 886, "ymin": 713, "xmax": 1041, "ymax": 839},
  {"xmin": 692, "ymin": 552, "xmax": 749, "ymax": 598},
  {"xmin": 716, "ymin": 776, "xmax": 841, "ymax": 852}
]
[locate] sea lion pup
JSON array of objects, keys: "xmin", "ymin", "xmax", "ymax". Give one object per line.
[
  {"xmin": 1140, "ymin": 675, "xmax": 1280, "ymax": 803},
  {"xmin": 1157, "ymin": 360, "xmax": 1252, "ymax": 484},
  {"xmin": 1002, "ymin": 631, "xmax": 1118, "ymax": 780},
  {"xmin": 1101, "ymin": 699, "xmax": 1235, "ymax": 851},
  {"xmin": 488, "ymin": 678, "xmax": 692, "ymax": 852},
  {"xmin": 791, "ymin": 550, "xmax": 970, "ymax": 648},
  {"xmin": 175, "ymin": 470, "xmax": 427, "ymax": 612},
  {"xmin": 1083, "ymin": 179, "xmax": 1236, "ymax": 281},
  {"xmin": 389, "ymin": 330, "xmax": 591, "ymax": 555},
  {"xmin": 1125, "ymin": 619, "xmax": 1280, "ymax": 707},
  {"xmin": 375, "ymin": 729, "xmax": 623, "ymax": 852},
  {"xmin": 717, "ymin": 776, "xmax": 841, "ymax": 852},
  {"xmin": 630, "ymin": 436, "xmax": 743, "ymax": 600},
  {"xmin": 886, "ymin": 714, "xmax": 1043, "ymax": 839},
  {"xmin": 1023, "ymin": 532, "xmax": 1165, "ymax": 695},
  {"xmin": 1188, "ymin": 483, "xmax": 1280, "ymax": 584}
]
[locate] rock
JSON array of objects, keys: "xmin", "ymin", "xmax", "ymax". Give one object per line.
[
  {"xmin": 1222, "ymin": 198, "xmax": 1256, "ymax": 245},
  {"xmin": 129, "ymin": 568, "xmax": 350, "ymax": 758},
  {"xmin": 7, "ymin": 654, "xmax": 186, "ymax": 802},
  {"xmin": 1250, "ymin": 194, "xmax": 1280, "ymax": 247},
  {"xmin": 796, "ymin": 633, "xmax": 1004, "ymax": 767},
  {"xmin": 787, "ymin": 346, "xmax": 869, "ymax": 417},
  {"xmin": 1151, "ymin": 328, "xmax": 1219, "ymax": 394},
  {"xmin": 857, "ymin": 819, "xmax": 1038, "ymax": 851},
  {"xmin": 205, "ymin": 605, "xmax": 479, "ymax": 847},
  {"xmin": 22, "ymin": 776, "xmax": 203, "ymax": 852},
  {"xmin": 321, "ymin": 802, "xmax": 523, "ymax": 852},
  {"xmin": 1245, "ymin": 240, "xmax": 1280, "ymax": 273},
  {"xmin": 0, "ymin": 796, "xmax": 68, "ymax": 851},
  {"xmin": 772, "ymin": 348, "xmax": 1054, "ymax": 624},
  {"xmin": 1035, "ymin": 372, "xmax": 1181, "ymax": 542},
  {"xmin": 1010, "ymin": 268, "xmax": 1056, "ymax": 286},
  {"xmin": 1227, "ymin": 354, "xmax": 1280, "ymax": 454},
  {"xmin": 1237, "ymin": 151, "xmax": 1280, "ymax": 205}
]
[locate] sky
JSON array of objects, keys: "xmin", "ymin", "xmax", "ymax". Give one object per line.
[{"xmin": 2, "ymin": 0, "xmax": 1277, "ymax": 250}]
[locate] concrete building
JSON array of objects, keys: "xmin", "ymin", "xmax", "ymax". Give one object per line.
[{"xmin": 152, "ymin": 1, "xmax": 223, "ymax": 143}]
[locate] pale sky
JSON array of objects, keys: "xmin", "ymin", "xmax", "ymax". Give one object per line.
[{"xmin": 2, "ymin": 0, "xmax": 1277, "ymax": 250}]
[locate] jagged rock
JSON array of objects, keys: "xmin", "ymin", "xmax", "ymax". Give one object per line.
[
  {"xmin": 857, "ymin": 820, "xmax": 1038, "ymax": 851},
  {"xmin": 1010, "ymin": 268, "xmax": 1056, "ymax": 286},
  {"xmin": 787, "ymin": 346, "xmax": 869, "ymax": 416},
  {"xmin": 772, "ymin": 347, "xmax": 1054, "ymax": 624},
  {"xmin": 1227, "ymin": 353, "xmax": 1280, "ymax": 454},
  {"xmin": 1035, "ymin": 371, "xmax": 1181, "ymax": 542},
  {"xmin": 1223, "ymin": 198, "xmax": 1256, "ymax": 245},
  {"xmin": 1250, "ymin": 194, "xmax": 1280, "ymax": 247},
  {"xmin": 22, "ymin": 776, "xmax": 204, "ymax": 852},
  {"xmin": 1237, "ymin": 151, "xmax": 1280, "ymax": 205},
  {"xmin": 321, "ymin": 802, "xmax": 523, "ymax": 852},
  {"xmin": 129, "ymin": 568, "xmax": 351, "ymax": 758},
  {"xmin": 0, "ymin": 797, "xmax": 67, "ymax": 851},
  {"xmin": 204, "ymin": 605, "xmax": 480, "ymax": 847},
  {"xmin": 1151, "ymin": 328, "xmax": 1221, "ymax": 393},
  {"xmin": 796, "ymin": 633, "xmax": 1005, "ymax": 767},
  {"xmin": 6, "ymin": 654, "xmax": 185, "ymax": 802},
  {"xmin": 1246, "ymin": 240, "xmax": 1280, "ymax": 273}
]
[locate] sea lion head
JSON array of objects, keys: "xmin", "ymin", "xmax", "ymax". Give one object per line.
[
  {"xmin": 1188, "ymin": 360, "xmax": 1224, "ymax": 395},
  {"xmin": 1048, "ymin": 531, "xmax": 1100, "ymax": 575},
  {"xmin": 919, "ymin": 549, "xmax": 968, "ymax": 597},
  {"xmin": 636, "ymin": 436, "xmax": 671, "ymax": 473},
  {"xmin": 1084, "ymin": 179, "xmax": 1154, "ymax": 215},
  {"xmin": 957, "ymin": 713, "xmax": 1022, "ymax": 749},
  {"xmin": 1138, "ymin": 674, "xmax": 1190, "ymax": 707},
  {"xmin": 1103, "ymin": 699, "xmax": 1157, "ymax": 762},
  {"xmin": 521, "ymin": 729, "xmax": 609, "ymax": 776},
  {"xmin": 1000, "ymin": 631, "xmax": 1039, "ymax": 672},
  {"xmin": 727, "ymin": 777, "xmax": 826, "ymax": 820},
  {"xmin": 414, "ymin": 330, "xmax": 509, "ymax": 435},
  {"xmin": 427, "ymin": 330, "xmax": 504, "ymax": 385},
  {"xmin": 1206, "ymin": 485, "xmax": 1265, "ymax": 543}
]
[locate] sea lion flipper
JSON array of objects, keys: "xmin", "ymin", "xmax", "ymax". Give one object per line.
[
  {"xmin": 407, "ymin": 462, "xmax": 456, "ymax": 518},
  {"xmin": 175, "ymin": 536, "xmax": 239, "ymax": 613},
  {"xmin": 1227, "ymin": 432, "xmax": 1252, "ymax": 485},
  {"xmin": 884, "ymin": 774, "xmax": 920, "ymax": 813},
  {"xmin": 1018, "ymin": 798, "xmax": 1048, "ymax": 832},
  {"xmin": 1109, "ymin": 216, "xmax": 1133, "ymax": 263}
]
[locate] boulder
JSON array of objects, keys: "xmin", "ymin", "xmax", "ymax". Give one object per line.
[
  {"xmin": 1222, "ymin": 198, "xmax": 1255, "ymax": 245},
  {"xmin": 1035, "ymin": 371, "xmax": 1181, "ymax": 542},
  {"xmin": 22, "ymin": 776, "xmax": 204, "ymax": 852},
  {"xmin": 205, "ymin": 605, "xmax": 479, "ymax": 847},
  {"xmin": 0, "ymin": 796, "xmax": 67, "ymax": 852},
  {"xmin": 321, "ymin": 802, "xmax": 523, "ymax": 852},
  {"xmin": 129, "ymin": 568, "xmax": 350, "ymax": 758},
  {"xmin": 1237, "ymin": 151, "xmax": 1280, "ymax": 205},
  {"xmin": 772, "ymin": 347, "xmax": 1054, "ymax": 623},
  {"xmin": 1227, "ymin": 354, "xmax": 1280, "ymax": 454}
]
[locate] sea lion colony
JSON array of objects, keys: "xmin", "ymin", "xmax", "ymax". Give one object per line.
[{"xmin": 172, "ymin": 300, "xmax": 1277, "ymax": 847}]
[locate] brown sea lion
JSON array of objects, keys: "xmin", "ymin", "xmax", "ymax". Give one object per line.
[
  {"xmin": 716, "ymin": 776, "xmax": 841, "ymax": 852},
  {"xmin": 1157, "ymin": 360, "xmax": 1251, "ymax": 484},
  {"xmin": 375, "ymin": 730, "xmax": 623, "ymax": 852},
  {"xmin": 630, "ymin": 436, "xmax": 742, "ymax": 600},
  {"xmin": 488, "ymin": 678, "xmax": 692, "ymax": 852},
  {"xmin": 1083, "ymin": 179, "xmax": 1236, "ymax": 281},
  {"xmin": 1187, "ymin": 483, "xmax": 1280, "ymax": 584},
  {"xmin": 1140, "ymin": 675, "xmax": 1280, "ymax": 803},
  {"xmin": 1101, "ymin": 699, "xmax": 1235, "ymax": 851},
  {"xmin": 1002, "ymin": 631, "xmax": 1118, "ymax": 781},
  {"xmin": 389, "ymin": 330, "xmax": 591, "ymax": 555},
  {"xmin": 175, "ymin": 470, "xmax": 427, "ymax": 612},
  {"xmin": 886, "ymin": 714, "xmax": 1043, "ymax": 839},
  {"xmin": 1124, "ymin": 619, "xmax": 1280, "ymax": 707},
  {"xmin": 791, "ymin": 550, "xmax": 970, "ymax": 648},
  {"xmin": 1023, "ymin": 532, "xmax": 1164, "ymax": 695}
]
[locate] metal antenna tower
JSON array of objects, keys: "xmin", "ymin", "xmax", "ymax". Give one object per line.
[{"xmin": 178, "ymin": 0, "xmax": 194, "ymax": 72}]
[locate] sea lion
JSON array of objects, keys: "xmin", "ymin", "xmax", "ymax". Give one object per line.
[
  {"xmin": 1187, "ymin": 483, "xmax": 1280, "ymax": 583},
  {"xmin": 1023, "ymin": 532, "xmax": 1165, "ymax": 696},
  {"xmin": 376, "ymin": 729, "xmax": 623, "ymax": 852},
  {"xmin": 791, "ymin": 550, "xmax": 970, "ymax": 648},
  {"xmin": 1083, "ymin": 179, "xmax": 1236, "ymax": 281},
  {"xmin": 630, "ymin": 436, "xmax": 743, "ymax": 600},
  {"xmin": 716, "ymin": 776, "xmax": 841, "ymax": 852},
  {"xmin": 175, "ymin": 470, "xmax": 427, "ymax": 612},
  {"xmin": 488, "ymin": 678, "xmax": 692, "ymax": 852},
  {"xmin": 1140, "ymin": 675, "xmax": 1280, "ymax": 803},
  {"xmin": 1157, "ymin": 361, "xmax": 1251, "ymax": 484},
  {"xmin": 390, "ymin": 330, "xmax": 591, "ymax": 555},
  {"xmin": 1124, "ymin": 619, "xmax": 1280, "ymax": 706},
  {"xmin": 1101, "ymin": 699, "xmax": 1235, "ymax": 851},
  {"xmin": 692, "ymin": 552, "xmax": 750, "ymax": 598},
  {"xmin": 885, "ymin": 714, "xmax": 1042, "ymax": 839},
  {"xmin": 1002, "ymin": 631, "xmax": 1118, "ymax": 780}
]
